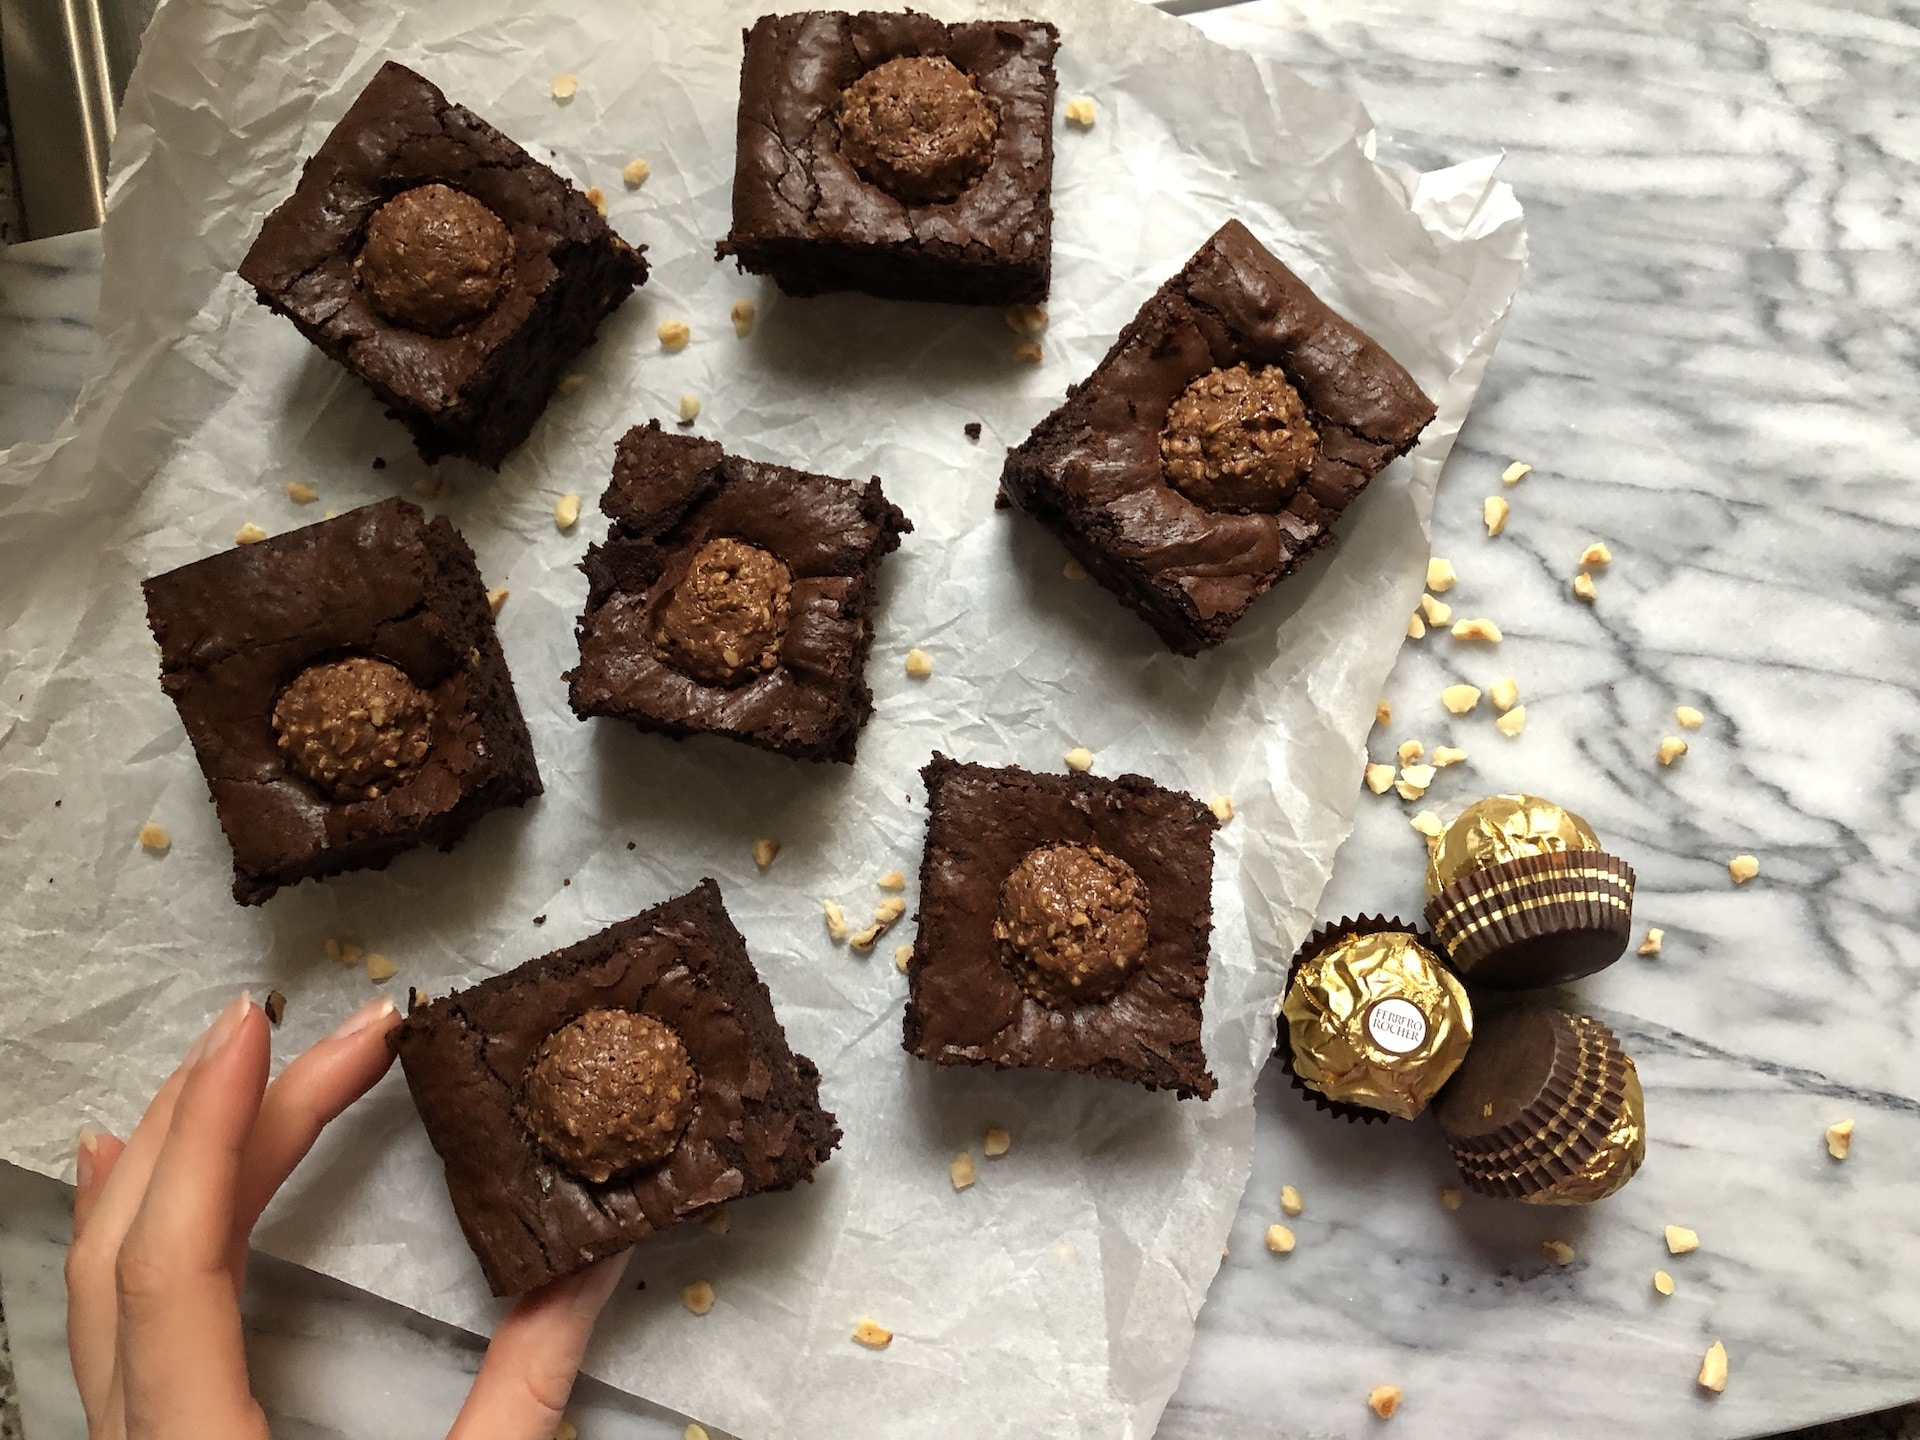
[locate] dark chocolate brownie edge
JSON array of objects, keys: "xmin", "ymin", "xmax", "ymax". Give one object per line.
[{"xmin": 724, "ymin": 236, "xmax": 1048, "ymax": 307}]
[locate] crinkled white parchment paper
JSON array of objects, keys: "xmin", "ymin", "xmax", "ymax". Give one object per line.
[{"xmin": 0, "ymin": 1, "xmax": 1524, "ymax": 1434}]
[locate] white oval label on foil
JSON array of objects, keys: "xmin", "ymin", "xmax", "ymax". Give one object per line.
[{"xmin": 1366, "ymin": 997, "xmax": 1428, "ymax": 1055}]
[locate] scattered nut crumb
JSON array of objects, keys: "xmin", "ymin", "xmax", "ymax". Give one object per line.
[
  {"xmin": 878, "ymin": 870, "xmax": 906, "ymax": 890},
  {"xmin": 1418, "ymin": 593, "xmax": 1452, "ymax": 627},
  {"xmin": 1004, "ymin": 303, "xmax": 1048, "ymax": 335},
  {"xmin": 1664, "ymin": 1224, "xmax": 1700, "ymax": 1255},
  {"xmin": 1425, "ymin": 557, "xmax": 1457, "ymax": 593},
  {"xmin": 1431, "ymin": 745, "xmax": 1467, "ymax": 768},
  {"xmin": 1375, "ymin": 699, "xmax": 1392, "ymax": 726},
  {"xmin": 730, "ymin": 297, "xmax": 755, "ymax": 336},
  {"xmin": 1410, "ymin": 810, "xmax": 1444, "ymax": 838},
  {"xmin": 556, "ymin": 1420, "xmax": 577, "ymax": 1440},
  {"xmin": 1581, "ymin": 541, "xmax": 1613, "ymax": 567},
  {"xmin": 1063, "ymin": 558, "xmax": 1088, "ymax": 580},
  {"xmin": 1064, "ymin": 747, "xmax": 1094, "ymax": 773},
  {"xmin": 488, "ymin": 586, "xmax": 509, "ymax": 616},
  {"xmin": 1280, "ymin": 1184, "xmax": 1303, "ymax": 1217},
  {"xmin": 584, "ymin": 185, "xmax": 607, "ymax": 216},
  {"xmin": 622, "ymin": 156, "xmax": 650, "ymax": 188},
  {"xmin": 893, "ymin": 943, "xmax": 913, "ymax": 973},
  {"xmin": 685, "ymin": 1426, "xmax": 709, "ymax": 1440},
  {"xmin": 364, "ymin": 953, "xmax": 397, "ymax": 983},
  {"xmin": 950, "ymin": 1153, "xmax": 977, "ymax": 1190},
  {"xmin": 324, "ymin": 939, "xmax": 363, "ymax": 968},
  {"xmin": 1495, "ymin": 705, "xmax": 1528, "ymax": 737},
  {"xmin": 1064, "ymin": 96, "xmax": 1096, "ymax": 127},
  {"xmin": 1572, "ymin": 572, "xmax": 1597, "ymax": 603},
  {"xmin": 1407, "ymin": 614, "xmax": 1426, "ymax": 640},
  {"xmin": 701, "ymin": 1208, "xmax": 731, "ymax": 1236},
  {"xmin": 1441, "ymin": 684, "xmax": 1481, "ymax": 715},
  {"xmin": 1439, "ymin": 1186, "xmax": 1463, "ymax": 1211},
  {"xmin": 1396, "ymin": 739, "xmax": 1425, "ymax": 765},
  {"xmin": 1483, "ymin": 495, "xmax": 1509, "ymax": 536},
  {"xmin": 550, "ymin": 73, "xmax": 578, "ymax": 101},
  {"xmin": 1451, "ymin": 617, "xmax": 1503, "ymax": 643},
  {"xmin": 1394, "ymin": 764, "xmax": 1436, "ymax": 800},
  {"xmin": 1012, "ymin": 340, "xmax": 1044, "ymax": 364},
  {"xmin": 1501, "ymin": 461, "xmax": 1531, "ymax": 485},
  {"xmin": 678, "ymin": 393, "xmax": 701, "ymax": 424},
  {"xmin": 1728, "ymin": 854, "xmax": 1759, "ymax": 885},
  {"xmin": 874, "ymin": 896, "xmax": 907, "ymax": 925},
  {"xmin": 822, "ymin": 899, "xmax": 848, "ymax": 943},
  {"xmin": 1265, "ymin": 1224, "xmax": 1296, "ymax": 1254},
  {"xmin": 1657, "ymin": 736, "xmax": 1689, "ymax": 766},
  {"xmin": 1208, "ymin": 794, "xmax": 1234, "ymax": 824},
  {"xmin": 558, "ymin": 373, "xmax": 587, "ymax": 395},
  {"xmin": 554, "ymin": 493, "xmax": 581, "ymax": 531},
  {"xmin": 263, "ymin": 989, "xmax": 287, "ymax": 1026},
  {"xmin": 681, "ymin": 1280, "xmax": 715, "ymax": 1316},
  {"xmin": 1676, "ymin": 705, "xmax": 1704, "ymax": 729},
  {"xmin": 1365, "ymin": 762, "xmax": 1397, "ymax": 795},
  {"xmin": 285, "ymin": 480, "xmax": 318, "ymax": 504},
  {"xmin": 852, "ymin": 1318, "xmax": 892, "ymax": 1349},
  {"xmin": 657, "ymin": 319, "xmax": 690, "ymax": 350},
  {"xmin": 1653, "ymin": 1269, "xmax": 1675, "ymax": 1296},
  {"xmin": 1489, "ymin": 677, "xmax": 1520, "ymax": 712},
  {"xmin": 1637, "ymin": 927, "xmax": 1665, "ymax": 957},
  {"xmin": 905, "ymin": 647, "xmax": 934, "ymax": 678},
  {"xmin": 1826, "ymin": 1118, "xmax": 1854, "ymax": 1160},
  {"xmin": 1698, "ymin": 1340, "xmax": 1729, "ymax": 1394},
  {"xmin": 234, "ymin": 522, "xmax": 268, "ymax": 545},
  {"xmin": 137, "ymin": 822, "xmax": 171, "ymax": 854},
  {"xmin": 408, "ymin": 987, "xmax": 428, "ymax": 1011},
  {"xmin": 752, "ymin": 838, "xmax": 780, "ymax": 869},
  {"xmin": 1368, "ymin": 1384, "xmax": 1403, "ymax": 1419},
  {"xmin": 411, "ymin": 475, "xmax": 450, "ymax": 502},
  {"xmin": 1541, "ymin": 1239, "xmax": 1576, "ymax": 1266},
  {"xmin": 851, "ymin": 924, "xmax": 885, "ymax": 951},
  {"xmin": 984, "ymin": 1127, "xmax": 1011, "ymax": 1158}
]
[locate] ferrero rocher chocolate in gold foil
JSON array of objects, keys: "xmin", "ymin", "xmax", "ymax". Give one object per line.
[
  {"xmin": 1519, "ymin": 1062, "xmax": 1646, "ymax": 1206},
  {"xmin": 1282, "ymin": 929, "xmax": 1472, "ymax": 1121},
  {"xmin": 1424, "ymin": 793, "xmax": 1602, "ymax": 896}
]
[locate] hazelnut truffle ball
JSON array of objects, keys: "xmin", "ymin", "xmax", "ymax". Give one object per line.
[
  {"xmin": 651, "ymin": 537, "xmax": 793, "ymax": 687},
  {"xmin": 355, "ymin": 183, "xmax": 515, "ymax": 336},
  {"xmin": 836, "ymin": 55, "xmax": 999, "ymax": 205},
  {"xmin": 1159, "ymin": 363, "xmax": 1319, "ymax": 513},
  {"xmin": 994, "ymin": 842, "xmax": 1150, "ymax": 1007},
  {"xmin": 271, "ymin": 656, "xmax": 433, "ymax": 800},
  {"xmin": 521, "ymin": 1009, "xmax": 697, "ymax": 1183}
]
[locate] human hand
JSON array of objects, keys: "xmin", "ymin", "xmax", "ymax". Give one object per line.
[{"xmin": 66, "ymin": 990, "xmax": 631, "ymax": 1440}]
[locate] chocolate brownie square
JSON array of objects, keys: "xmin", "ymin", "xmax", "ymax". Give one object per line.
[
  {"xmin": 141, "ymin": 498, "xmax": 541, "ymax": 905},
  {"xmin": 566, "ymin": 420, "xmax": 911, "ymax": 764},
  {"xmin": 1000, "ymin": 220, "xmax": 1438, "ymax": 655},
  {"xmin": 238, "ymin": 61, "xmax": 647, "ymax": 469},
  {"xmin": 390, "ymin": 880, "xmax": 842, "ymax": 1296},
  {"xmin": 903, "ymin": 755, "xmax": 1219, "ymax": 1098},
  {"xmin": 715, "ymin": 12, "xmax": 1057, "ymax": 306}
]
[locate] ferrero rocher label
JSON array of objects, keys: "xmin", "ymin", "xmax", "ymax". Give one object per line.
[
  {"xmin": 1520, "ymin": 1060, "xmax": 1647, "ymax": 1206},
  {"xmin": 1282, "ymin": 931, "xmax": 1473, "ymax": 1120},
  {"xmin": 1425, "ymin": 793, "xmax": 1603, "ymax": 897}
]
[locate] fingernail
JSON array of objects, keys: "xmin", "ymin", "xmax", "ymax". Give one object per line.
[
  {"xmin": 195, "ymin": 989, "xmax": 253, "ymax": 1065},
  {"xmin": 76, "ymin": 1122, "xmax": 102, "ymax": 1187},
  {"xmin": 329, "ymin": 995, "xmax": 399, "ymax": 1042},
  {"xmin": 567, "ymin": 1248, "xmax": 633, "ymax": 1319}
]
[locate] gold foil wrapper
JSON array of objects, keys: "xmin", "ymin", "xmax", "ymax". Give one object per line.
[
  {"xmin": 1282, "ymin": 931, "xmax": 1473, "ymax": 1120},
  {"xmin": 1519, "ymin": 1060, "xmax": 1647, "ymax": 1206},
  {"xmin": 1426, "ymin": 793, "xmax": 1603, "ymax": 896}
]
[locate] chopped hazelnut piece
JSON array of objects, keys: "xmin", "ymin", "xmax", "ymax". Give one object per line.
[
  {"xmin": 1676, "ymin": 705, "xmax": 1704, "ymax": 729},
  {"xmin": 893, "ymin": 943, "xmax": 913, "ymax": 973},
  {"xmin": 285, "ymin": 480, "xmax": 319, "ymax": 504},
  {"xmin": 1637, "ymin": 927, "xmax": 1665, "ymax": 956},
  {"xmin": 753, "ymin": 838, "xmax": 780, "ymax": 869},
  {"xmin": 1375, "ymin": 699, "xmax": 1392, "ymax": 726},
  {"xmin": 678, "ymin": 393, "xmax": 701, "ymax": 424},
  {"xmin": 550, "ymin": 73, "xmax": 578, "ymax": 101},
  {"xmin": 137, "ymin": 822, "xmax": 171, "ymax": 854},
  {"xmin": 412, "ymin": 475, "xmax": 450, "ymax": 501},
  {"xmin": 905, "ymin": 647, "xmax": 934, "ymax": 678},
  {"xmin": 1418, "ymin": 593, "xmax": 1452, "ymax": 627},
  {"xmin": 878, "ymin": 870, "xmax": 906, "ymax": 890},
  {"xmin": 730, "ymin": 297, "xmax": 755, "ymax": 336},
  {"xmin": 1489, "ymin": 676, "xmax": 1520, "ymax": 712},
  {"xmin": 686, "ymin": 1427, "xmax": 709, "ymax": 1440},
  {"xmin": 1495, "ymin": 705, "xmax": 1527, "ymax": 737},
  {"xmin": 1426, "ymin": 557, "xmax": 1457, "ymax": 593},
  {"xmin": 1063, "ymin": 558, "xmax": 1088, "ymax": 580},
  {"xmin": 1396, "ymin": 739, "xmax": 1425, "ymax": 765},
  {"xmin": 657, "ymin": 319, "xmax": 691, "ymax": 350},
  {"xmin": 1264, "ymin": 1224, "xmax": 1296, "ymax": 1254},
  {"xmin": 1728, "ymin": 854, "xmax": 1759, "ymax": 884},
  {"xmin": 1208, "ymin": 794, "xmax": 1234, "ymax": 823},
  {"xmin": 263, "ymin": 989, "xmax": 287, "ymax": 1026},
  {"xmin": 1441, "ymin": 684, "xmax": 1481, "ymax": 715},
  {"xmin": 1664, "ymin": 1224, "xmax": 1700, "ymax": 1255},
  {"xmin": 1280, "ymin": 1184, "xmax": 1303, "ymax": 1217},
  {"xmin": 874, "ymin": 896, "xmax": 907, "ymax": 924},
  {"xmin": 1439, "ymin": 1186, "xmax": 1463, "ymax": 1211},
  {"xmin": 558, "ymin": 373, "xmax": 586, "ymax": 395},
  {"xmin": 1698, "ymin": 1340, "xmax": 1729, "ymax": 1394},
  {"xmin": 822, "ymin": 899, "xmax": 848, "ymax": 942},
  {"xmin": 1365, "ymin": 762, "xmax": 1397, "ymax": 795},
  {"xmin": 1410, "ymin": 810, "xmax": 1444, "ymax": 838},
  {"xmin": 555, "ymin": 1421, "xmax": 577, "ymax": 1440},
  {"xmin": 1407, "ymin": 614, "xmax": 1426, "ymax": 640},
  {"xmin": 983, "ymin": 1127, "xmax": 1011, "ymax": 1157},
  {"xmin": 487, "ymin": 586, "xmax": 509, "ymax": 616},
  {"xmin": 1064, "ymin": 747, "xmax": 1094, "ymax": 773},
  {"xmin": 234, "ymin": 522, "xmax": 268, "ymax": 545},
  {"xmin": 1657, "ymin": 736, "xmax": 1689, "ymax": 765},
  {"xmin": 1501, "ymin": 461, "xmax": 1531, "ymax": 485},
  {"xmin": 1004, "ymin": 303, "xmax": 1049, "ymax": 335},
  {"xmin": 584, "ymin": 185, "xmax": 608, "ymax": 217},
  {"xmin": 950, "ymin": 1153, "xmax": 978, "ymax": 1189},
  {"xmin": 681, "ymin": 1280, "xmax": 715, "ymax": 1316},
  {"xmin": 1483, "ymin": 495, "xmax": 1509, "ymax": 536},
  {"xmin": 1541, "ymin": 1239, "xmax": 1576, "ymax": 1266},
  {"xmin": 364, "ymin": 953, "xmax": 397, "ymax": 983},
  {"xmin": 408, "ymin": 986, "xmax": 428, "ymax": 1011},
  {"xmin": 700, "ymin": 1208, "xmax": 731, "ymax": 1236},
  {"xmin": 1451, "ymin": 617, "xmax": 1502, "ymax": 643},
  {"xmin": 1580, "ymin": 541, "xmax": 1613, "ymax": 567},
  {"xmin": 1826, "ymin": 1118, "xmax": 1854, "ymax": 1160},
  {"xmin": 851, "ymin": 1318, "xmax": 893, "ymax": 1349},
  {"xmin": 1012, "ymin": 340, "xmax": 1044, "ymax": 364},
  {"xmin": 1394, "ymin": 764, "xmax": 1435, "ymax": 800},
  {"xmin": 849, "ymin": 923, "xmax": 882, "ymax": 950},
  {"xmin": 1064, "ymin": 96, "xmax": 1096, "ymax": 127},
  {"xmin": 1368, "ymin": 1385, "xmax": 1403, "ymax": 1420},
  {"xmin": 1431, "ymin": 745, "xmax": 1467, "ymax": 768},
  {"xmin": 622, "ymin": 156, "xmax": 650, "ymax": 188},
  {"xmin": 1572, "ymin": 572, "xmax": 1597, "ymax": 603},
  {"xmin": 1653, "ymin": 1270, "xmax": 1675, "ymax": 1296},
  {"xmin": 554, "ymin": 493, "xmax": 581, "ymax": 531}
]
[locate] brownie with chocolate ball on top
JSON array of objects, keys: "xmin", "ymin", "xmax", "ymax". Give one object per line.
[
  {"xmin": 390, "ymin": 880, "xmax": 841, "ymax": 1296},
  {"xmin": 999, "ymin": 219, "xmax": 1437, "ymax": 655},
  {"xmin": 238, "ymin": 61, "xmax": 647, "ymax": 469},
  {"xmin": 903, "ymin": 754, "xmax": 1219, "ymax": 1098},
  {"xmin": 566, "ymin": 420, "xmax": 910, "ymax": 764},
  {"xmin": 141, "ymin": 498, "xmax": 541, "ymax": 905},
  {"xmin": 716, "ymin": 12, "xmax": 1057, "ymax": 306}
]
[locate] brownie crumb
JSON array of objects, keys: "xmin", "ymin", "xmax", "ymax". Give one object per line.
[
  {"xmin": 965, "ymin": 422, "xmax": 981, "ymax": 440},
  {"xmin": 533, "ymin": 914, "xmax": 547, "ymax": 925},
  {"xmin": 372, "ymin": 457, "xmax": 387, "ymax": 470}
]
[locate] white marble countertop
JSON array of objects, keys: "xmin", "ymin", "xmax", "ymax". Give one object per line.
[{"xmin": 3, "ymin": 1, "xmax": 1917, "ymax": 1438}]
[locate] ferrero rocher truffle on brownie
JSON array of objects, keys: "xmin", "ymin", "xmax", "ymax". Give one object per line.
[
  {"xmin": 1422, "ymin": 794, "xmax": 1636, "ymax": 990},
  {"xmin": 1278, "ymin": 917, "xmax": 1473, "ymax": 1122},
  {"xmin": 1433, "ymin": 1004, "xmax": 1646, "ymax": 1205}
]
